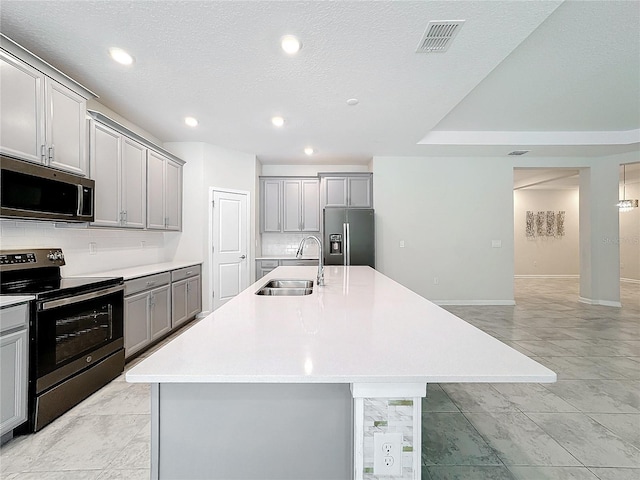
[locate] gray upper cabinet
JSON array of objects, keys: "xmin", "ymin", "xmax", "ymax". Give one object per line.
[
  {"xmin": 165, "ymin": 158, "xmax": 182, "ymax": 231},
  {"xmin": 147, "ymin": 150, "xmax": 166, "ymax": 230},
  {"xmin": 261, "ymin": 178, "xmax": 282, "ymax": 233},
  {"xmin": 147, "ymin": 151, "xmax": 182, "ymax": 231},
  {"xmin": 320, "ymin": 173, "xmax": 372, "ymax": 208},
  {"xmin": 261, "ymin": 177, "xmax": 319, "ymax": 233},
  {"xmin": 300, "ymin": 179, "xmax": 320, "ymax": 231},
  {"xmin": 45, "ymin": 78, "xmax": 87, "ymax": 176},
  {"xmin": 0, "ymin": 48, "xmax": 89, "ymax": 176},
  {"xmin": 284, "ymin": 179, "xmax": 319, "ymax": 232},
  {"xmin": 0, "ymin": 51, "xmax": 43, "ymax": 164},
  {"xmin": 90, "ymin": 120, "xmax": 147, "ymax": 228},
  {"xmin": 121, "ymin": 137, "xmax": 147, "ymax": 229},
  {"xmin": 88, "ymin": 110, "xmax": 182, "ymax": 231},
  {"xmin": 90, "ymin": 121, "xmax": 121, "ymax": 228}
]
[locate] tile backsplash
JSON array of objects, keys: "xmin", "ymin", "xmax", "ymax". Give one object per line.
[
  {"xmin": 261, "ymin": 233, "xmax": 320, "ymax": 257},
  {"xmin": 0, "ymin": 220, "xmax": 172, "ymax": 276}
]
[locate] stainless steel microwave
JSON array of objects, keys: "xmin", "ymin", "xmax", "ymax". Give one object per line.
[{"xmin": 0, "ymin": 156, "xmax": 95, "ymax": 222}]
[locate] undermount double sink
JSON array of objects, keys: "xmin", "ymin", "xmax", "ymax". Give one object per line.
[{"xmin": 256, "ymin": 279, "xmax": 314, "ymax": 296}]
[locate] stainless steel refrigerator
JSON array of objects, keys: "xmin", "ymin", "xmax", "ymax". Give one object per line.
[{"xmin": 323, "ymin": 208, "xmax": 375, "ymax": 268}]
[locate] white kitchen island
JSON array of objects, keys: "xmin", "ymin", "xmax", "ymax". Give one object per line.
[{"xmin": 127, "ymin": 266, "xmax": 555, "ymax": 480}]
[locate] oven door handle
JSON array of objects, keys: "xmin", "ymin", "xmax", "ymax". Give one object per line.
[{"xmin": 38, "ymin": 285, "xmax": 124, "ymax": 311}]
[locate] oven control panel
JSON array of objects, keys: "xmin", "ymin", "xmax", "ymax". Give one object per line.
[
  {"xmin": 0, "ymin": 248, "xmax": 66, "ymax": 270},
  {"xmin": 0, "ymin": 252, "xmax": 37, "ymax": 265}
]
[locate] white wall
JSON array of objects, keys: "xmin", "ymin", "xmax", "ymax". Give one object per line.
[
  {"xmin": 514, "ymin": 189, "xmax": 580, "ymax": 276},
  {"xmin": 0, "ymin": 220, "xmax": 169, "ymax": 276},
  {"xmin": 372, "ymin": 152, "xmax": 637, "ymax": 305},
  {"xmin": 619, "ymin": 163, "xmax": 640, "ymax": 281},
  {"xmin": 372, "ymin": 156, "xmax": 515, "ymax": 304},
  {"xmin": 164, "ymin": 142, "xmax": 258, "ymax": 313}
]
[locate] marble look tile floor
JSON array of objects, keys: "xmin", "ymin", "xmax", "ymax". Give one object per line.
[{"xmin": 1, "ymin": 278, "xmax": 638, "ymax": 480}]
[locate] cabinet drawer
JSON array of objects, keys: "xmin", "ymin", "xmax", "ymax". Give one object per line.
[
  {"xmin": 171, "ymin": 265, "xmax": 201, "ymax": 282},
  {"xmin": 257, "ymin": 260, "xmax": 279, "ymax": 268},
  {"xmin": 280, "ymin": 260, "xmax": 317, "ymax": 267},
  {"xmin": 125, "ymin": 272, "xmax": 171, "ymax": 296},
  {"xmin": 0, "ymin": 303, "xmax": 29, "ymax": 334}
]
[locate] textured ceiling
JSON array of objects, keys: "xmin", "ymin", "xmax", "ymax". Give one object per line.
[{"xmin": 0, "ymin": 1, "xmax": 638, "ymax": 164}]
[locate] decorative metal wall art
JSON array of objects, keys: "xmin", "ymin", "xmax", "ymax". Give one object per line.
[
  {"xmin": 526, "ymin": 211, "xmax": 535, "ymax": 237},
  {"xmin": 556, "ymin": 211, "xmax": 565, "ymax": 236},
  {"xmin": 526, "ymin": 210, "xmax": 566, "ymax": 238}
]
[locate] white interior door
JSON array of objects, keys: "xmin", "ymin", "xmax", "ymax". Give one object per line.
[{"xmin": 211, "ymin": 189, "xmax": 249, "ymax": 311}]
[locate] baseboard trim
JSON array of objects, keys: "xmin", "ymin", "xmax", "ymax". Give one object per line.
[
  {"xmin": 434, "ymin": 300, "xmax": 516, "ymax": 306},
  {"xmin": 621, "ymin": 277, "xmax": 640, "ymax": 285},
  {"xmin": 578, "ymin": 297, "xmax": 622, "ymax": 308},
  {"xmin": 514, "ymin": 275, "xmax": 580, "ymax": 279}
]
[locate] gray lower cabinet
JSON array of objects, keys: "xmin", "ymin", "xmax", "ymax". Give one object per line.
[
  {"xmin": 279, "ymin": 260, "xmax": 318, "ymax": 267},
  {"xmin": 256, "ymin": 260, "xmax": 279, "ymax": 281},
  {"xmin": 124, "ymin": 273, "xmax": 171, "ymax": 358},
  {"xmin": 256, "ymin": 259, "xmax": 318, "ymax": 281},
  {"xmin": 171, "ymin": 266, "xmax": 202, "ymax": 328},
  {"xmin": 0, "ymin": 303, "xmax": 29, "ymax": 440},
  {"xmin": 124, "ymin": 265, "xmax": 202, "ymax": 359}
]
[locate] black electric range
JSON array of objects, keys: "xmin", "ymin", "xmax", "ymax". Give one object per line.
[{"xmin": 0, "ymin": 248, "xmax": 125, "ymax": 432}]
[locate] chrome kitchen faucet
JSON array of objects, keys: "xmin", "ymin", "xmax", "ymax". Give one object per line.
[{"xmin": 296, "ymin": 236, "xmax": 325, "ymax": 286}]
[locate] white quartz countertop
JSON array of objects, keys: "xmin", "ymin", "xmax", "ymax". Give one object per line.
[
  {"xmin": 127, "ymin": 266, "xmax": 556, "ymax": 385},
  {"xmin": 0, "ymin": 295, "xmax": 35, "ymax": 308},
  {"xmin": 82, "ymin": 261, "xmax": 202, "ymax": 281}
]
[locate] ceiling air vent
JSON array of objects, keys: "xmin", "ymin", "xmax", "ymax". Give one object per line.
[
  {"xmin": 508, "ymin": 150, "xmax": 531, "ymax": 156},
  {"xmin": 416, "ymin": 20, "xmax": 465, "ymax": 53}
]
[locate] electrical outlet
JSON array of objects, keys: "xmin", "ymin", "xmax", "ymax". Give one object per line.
[
  {"xmin": 89, "ymin": 242, "xmax": 97, "ymax": 255},
  {"xmin": 373, "ymin": 432, "xmax": 402, "ymax": 476},
  {"xmin": 433, "ymin": 277, "xmax": 439, "ymax": 285}
]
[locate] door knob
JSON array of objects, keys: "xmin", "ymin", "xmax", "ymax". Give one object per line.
[{"xmin": 240, "ymin": 255, "xmax": 246, "ymax": 259}]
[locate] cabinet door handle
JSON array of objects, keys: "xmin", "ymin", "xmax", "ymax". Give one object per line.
[
  {"xmin": 186, "ymin": 271, "xmax": 193, "ymax": 276},
  {"xmin": 41, "ymin": 144, "xmax": 47, "ymax": 164},
  {"xmin": 48, "ymin": 145, "xmax": 55, "ymax": 163},
  {"xmin": 146, "ymin": 281, "xmax": 156, "ymax": 286}
]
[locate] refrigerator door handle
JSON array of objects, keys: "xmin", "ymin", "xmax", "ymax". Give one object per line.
[
  {"xmin": 345, "ymin": 222, "xmax": 351, "ymax": 266},
  {"xmin": 343, "ymin": 222, "xmax": 348, "ymax": 266}
]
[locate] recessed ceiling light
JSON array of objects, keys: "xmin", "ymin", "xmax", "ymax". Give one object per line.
[
  {"xmin": 281, "ymin": 35, "xmax": 302, "ymax": 54},
  {"xmin": 109, "ymin": 47, "xmax": 134, "ymax": 65},
  {"xmin": 271, "ymin": 116, "xmax": 285, "ymax": 127},
  {"xmin": 304, "ymin": 147, "xmax": 314, "ymax": 155},
  {"xmin": 184, "ymin": 117, "xmax": 198, "ymax": 127},
  {"xmin": 346, "ymin": 98, "xmax": 359, "ymax": 106}
]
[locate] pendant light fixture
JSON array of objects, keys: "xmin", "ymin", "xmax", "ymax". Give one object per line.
[{"xmin": 617, "ymin": 164, "xmax": 639, "ymax": 212}]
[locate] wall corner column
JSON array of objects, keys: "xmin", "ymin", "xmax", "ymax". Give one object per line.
[{"xmin": 579, "ymin": 164, "xmax": 621, "ymax": 307}]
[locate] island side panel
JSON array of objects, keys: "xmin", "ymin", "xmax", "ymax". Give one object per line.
[{"xmin": 155, "ymin": 383, "xmax": 353, "ymax": 480}]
